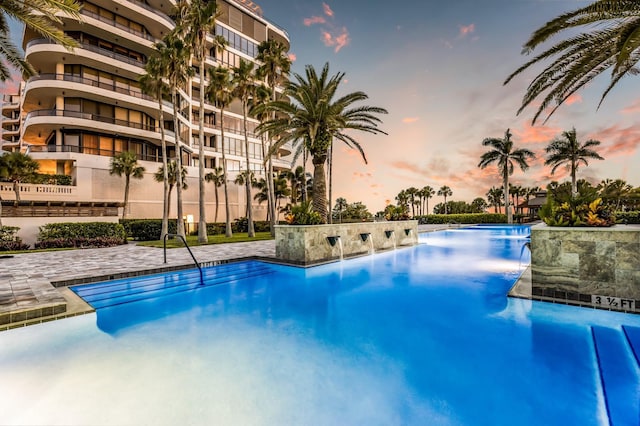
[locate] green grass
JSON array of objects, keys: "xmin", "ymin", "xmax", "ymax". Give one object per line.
[{"xmin": 137, "ymin": 232, "xmax": 274, "ymax": 248}]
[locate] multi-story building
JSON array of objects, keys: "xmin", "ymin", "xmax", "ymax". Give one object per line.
[
  {"xmin": 1, "ymin": 91, "xmax": 23, "ymax": 150},
  {"xmin": 11, "ymin": 0, "xmax": 291, "ymax": 222}
]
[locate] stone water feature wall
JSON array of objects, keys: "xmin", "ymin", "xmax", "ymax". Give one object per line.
[
  {"xmin": 530, "ymin": 224, "xmax": 640, "ymax": 313},
  {"xmin": 274, "ymin": 220, "xmax": 419, "ymax": 266}
]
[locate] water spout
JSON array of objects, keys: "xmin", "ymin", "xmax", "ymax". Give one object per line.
[
  {"xmin": 326, "ymin": 236, "xmax": 344, "ymax": 260},
  {"xmin": 360, "ymin": 233, "xmax": 370, "ymax": 242},
  {"xmin": 385, "ymin": 230, "xmax": 397, "ymax": 250},
  {"xmin": 519, "ymin": 241, "xmax": 531, "ymax": 269},
  {"xmin": 404, "ymin": 229, "xmax": 411, "ymax": 236}
]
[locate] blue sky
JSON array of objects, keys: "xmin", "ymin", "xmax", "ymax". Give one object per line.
[
  {"xmin": 3, "ymin": 1, "xmax": 640, "ymax": 213},
  {"xmin": 258, "ymin": 0, "xmax": 640, "ymax": 212}
]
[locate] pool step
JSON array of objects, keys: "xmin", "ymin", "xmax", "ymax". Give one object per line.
[
  {"xmin": 72, "ymin": 262, "xmax": 274, "ymax": 309},
  {"xmin": 623, "ymin": 326, "xmax": 640, "ymax": 368},
  {"xmin": 591, "ymin": 326, "xmax": 640, "ymax": 426}
]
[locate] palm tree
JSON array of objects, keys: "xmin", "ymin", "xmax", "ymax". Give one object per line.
[
  {"xmin": 256, "ymin": 39, "xmax": 291, "ymax": 235},
  {"xmin": 545, "ymin": 128, "xmax": 604, "ymax": 198},
  {"xmin": 140, "ymin": 49, "xmax": 170, "ymax": 239},
  {"xmin": 176, "ymin": 0, "xmax": 226, "ymax": 243},
  {"xmin": 395, "ymin": 189, "xmax": 409, "ymax": 212},
  {"xmin": 109, "ymin": 151, "xmax": 145, "ymax": 220},
  {"xmin": 161, "ymin": 32, "xmax": 192, "ymax": 238},
  {"xmin": 0, "ymin": 152, "xmax": 39, "ymax": 202},
  {"xmin": 504, "ymin": 1, "xmax": 640, "ymax": 124},
  {"xmin": 259, "ymin": 63, "xmax": 387, "ymax": 223},
  {"xmin": 206, "ymin": 65, "xmax": 234, "ymax": 237},
  {"xmin": 0, "ymin": 0, "xmax": 80, "ymax": 81},
  {"xmin": 205, "ymin": 167, "xmax": 225, "ymax": 222},
  {"xmin": 154, "ymin": 160, "xmax": 187, "ymax": 220},
  {"xmin": 232, "ymin": 59, "xmax": 257, "ymax": 237},
  {"xmin": 486, "ymin": 186, "xmax": 504, "ymax": 213},
  {"xmin": 437, "ymin": 186, "xmax": 453, "ymax": 214},
  {"xmin": 406, "ymin": 187, "xmax": 418, "ymax": 217},
  {"xmin": 421, "ymin": 185, "xmax": 435, "ymax": 215},
  {"xmin": 478, "ymin": 129, "xmax": 535, "ymax": 224},
  {"xmin": 598, "ymin": 178, "xmax": 632, "ymax": 211},
  {"xmin": 234, "ymin": 170, "xmax": 256, "ymax": 219},
  {"xmin": 334, "ymin": 197, "xmax": 348, "ymax": 223}
]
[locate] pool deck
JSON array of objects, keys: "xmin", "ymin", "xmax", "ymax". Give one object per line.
[{"xmin": 0, "ymin": 224, "xmax": 463, "ymax": 331}]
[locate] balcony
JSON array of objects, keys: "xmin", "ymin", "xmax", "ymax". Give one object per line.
[
  {"xmin": 26, "ymin": 38, "xmax": 146, "ymax": 69},
  {"xmin": 123, "ymin": 0, "xmax": 175, "ymax": 29},
  {"xmin": 80, "ymin": 9, "xmax": 156, "ymax": 43},
  {"xmin": 28, "ymin": 144, "xmax": 165, "ymax": 163},
  {"xmin": 27, "ymin": 74, "xmax": 170, "ymax": 106},
  {"xmin": 26, "ymin": 109, "xmax": 158, "ymax": 131}
]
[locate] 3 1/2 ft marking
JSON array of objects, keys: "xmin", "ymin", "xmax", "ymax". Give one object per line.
[{"xmin": 591, "ymin": 295, "xmax": 635, "ymax": 310}]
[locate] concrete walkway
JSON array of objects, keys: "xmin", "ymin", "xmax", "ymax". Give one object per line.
[{"xmin": 0, "ymin": 224, "xmax": 456, "ymax": 331}]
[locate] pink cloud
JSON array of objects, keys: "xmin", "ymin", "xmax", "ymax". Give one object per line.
[
  {"xmin": 511, "ymin": 123, "xmax": 561, "ymax": 145},
  {"xmin": 322, "ymin": 2, "xmax": 334, "ymax": 17},
  {"xmin": 321, "ymin": 28, "xmax": 350, "ymax": 52},
  {"xmin": 459, "ymin": 24, "xmax": 475, "ymax": 38},
  {"xmin": 402, "ymin": 117, "xmax": 419, "ymax": 124},
  {"xmin": 620, "ymin": 98, "xmax": 640, "ymax": 114},
  {"xmin": 590, "ymin": 125, "xmax": 640, "ymax": 157},
  {"xmin": 288, "ymin": 53, "xmax": 297, "ymax": 62},
  {"xmin": 304, "ymin": 16, "xmax": 326, "ymax": 26},
  {"xmin": 565, "ymin": 93, "xmax": 582, "ymax": 105}
]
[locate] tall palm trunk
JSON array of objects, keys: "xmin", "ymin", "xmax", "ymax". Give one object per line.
[
  {"xmin": 214, "ymin": 184, "xmax": 219, "ymax": 223},
  {"xmin": 220, "ymin": 111, "xmax": 232, "ymax": 237},
  {"xmin": 242, "ymin": 102, "xmax": 255, "ymax": 237},
  {"xmin": 312, "ymin": 152, "xmax": 328, "ymax": 222},
  {"xmin": 122, "ymin": 176, "xmax": 130, "ymax": 220},
  {"xmin": 157, "ymin": 90, "xmax": 169, "ymax": 240},
  {"xmin": 171, "ymin": 90, "xmax": 186, "ymax": 238},
  {"xmin": 503, "ymin": 168, "xmax": 512, "ymax": 224},
  {"xmin": 13, "ymin": 181, "xmax": 20, "ymax": 202},
  {"xmin": 301, "ymin": 149, "xmax": 308, "ymax": 203},
  {"xmin": 327, "ymin": 140, "xmax": 333, "ymax": 224},
  {"xmin": 570, "ymin": 160, "xmax": 578, "ymax": 198},
  {"xmin": 197, "ymin": 59, "xmax": 208, "ymax": 243},
  {"xmin": 267, "ymin": 140, "xmax": 276, "ymax": 234}
]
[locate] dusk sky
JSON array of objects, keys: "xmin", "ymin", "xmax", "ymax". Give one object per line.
[
  {"xmin": 3, "ymin": 0, "xmax": 640, "ymax": 213},
  {"xmin": 258, "ymin": 0, "xmax": 640, "ymax": 212}
]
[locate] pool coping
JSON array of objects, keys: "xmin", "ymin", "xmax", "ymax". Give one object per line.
[{"xmin": 508, "ymin": 267, "xmax": 640, "ymax": 315}]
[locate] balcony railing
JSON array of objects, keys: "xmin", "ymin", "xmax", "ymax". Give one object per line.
[
  {"xmin": 80, "ymin": 9, "xmax": 156, "ymax": 42},
  {"xmin": 190, "ymin": 119, "xmax": 259, "ymax": 139},
  {"xmin": 26, "ymin": 109, "xmax": 160, "ymax": 132},
  {"xmin": 0, "ymin": 182, "xmax": 76, "ymax": 196},
  {"xmin": 123, "ymin": 0, "xmax": 174, "ymax": 26},
  {"xmin": 26, "ymin": 38, "xmax": 146, "ymax": 68},
  {"xmin": 27, "ymin": 74, "xmax": 170, "ymax": 106},
  {"xmin": 28, "ymin": 144, "xmax": 163, "ymax": 163}
]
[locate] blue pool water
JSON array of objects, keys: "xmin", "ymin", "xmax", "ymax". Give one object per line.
[{"xmin": 1, "ymin": 225, "xmax": 639, "ymax": 425}]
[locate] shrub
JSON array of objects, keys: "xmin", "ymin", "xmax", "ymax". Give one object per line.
[
  {"xmin": 0, "ymin": 226, "xmax": 29, "ymax": 251},
  {"xmin": 384, "ymin": 205, "xmax": 410, "ymax": 221},
  {"xmin": 416, "ymin": 213, "xmax": 507, "ymax": 224},
  {"xmin": 36, "ymin": 222, "xmax": 126, "ymax": 248},
  {"xmin": 285, "ymin": 201, "xmax": 323, "ymax": 225},
  {"xmin": 539, "ymin": 197, "xmax": 615, "ymax": 227}
]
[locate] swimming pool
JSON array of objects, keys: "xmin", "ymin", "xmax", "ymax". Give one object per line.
[{"xmin": 0, "ymin": 225, "xmax": 638, "ymax": 425}]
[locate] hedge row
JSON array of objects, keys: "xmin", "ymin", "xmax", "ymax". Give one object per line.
[
  {"xmin": 121, "ymin": 218, "xmax": 273, "ymax": 241},
  {"xmin": 35, "ymin": 222, "xmax": 127, "ymax": 249},
  {"xmin": 416, "ymin": 213, "xmax": 508, "ymax": 224},
  {"xmin": 615, "ymin": 211, "xmax": 640, "ymax": 224}
]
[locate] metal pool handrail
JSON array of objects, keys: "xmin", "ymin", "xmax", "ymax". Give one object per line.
[{"xmin": 163, "ymin": 234, "xmax": 204, "ymax": 285}]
